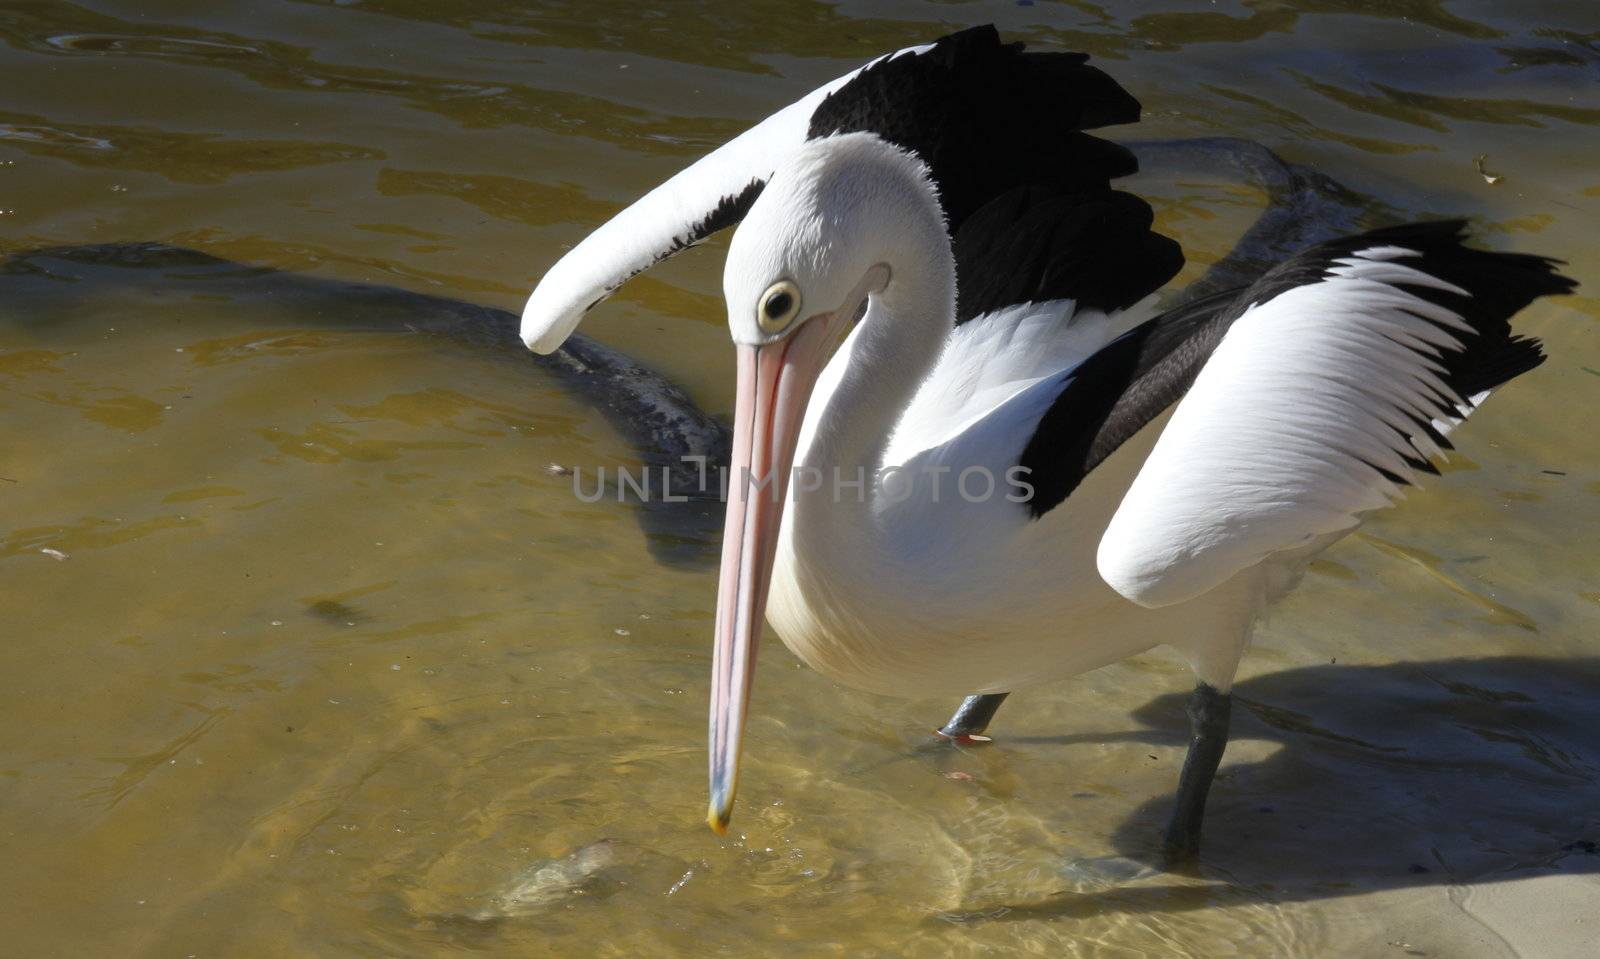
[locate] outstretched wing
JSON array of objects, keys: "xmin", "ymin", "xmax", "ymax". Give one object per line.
[
  {"xmin": 1088, "ymin": 221, "xmax": 1573, "ymax": 608},
  {"xmin": 520, "ymin": 25, "xmax": 1148, "ymax": 353}
]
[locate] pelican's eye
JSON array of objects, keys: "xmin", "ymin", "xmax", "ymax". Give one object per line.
[{"xmin": 758, "ymin": 280, "xmax": 801, "ymax": 334}]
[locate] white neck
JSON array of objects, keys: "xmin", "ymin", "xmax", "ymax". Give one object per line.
[
  {"xmin": 765, "ymin": 138, "xmax": 959, "ymax": 666},
  {"xmin": 794, "ymin": 171, "xmax": 956, "ymax": 506}
]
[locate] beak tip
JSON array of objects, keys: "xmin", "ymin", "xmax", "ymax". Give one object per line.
[{"xmin": 707, "ymin": 806, "xmax": 731, "ymax": 835}]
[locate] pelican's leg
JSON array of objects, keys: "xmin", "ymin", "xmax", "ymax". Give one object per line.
[
  {"xmin": 935, "ymin": 692, "xmax": 1009, "ymax": 744},
  {"xmin": 1162, "ymin": 682, "xmax": 1233, "ymax": 860}
]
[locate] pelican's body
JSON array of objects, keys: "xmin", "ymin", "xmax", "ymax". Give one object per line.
[
  {"xmin": 516, "ymin": 26, "xmax": 1574, "ymax": 857},
  {"xmin": 767, "ymin": 343, "xmax": 1205, "ymax": 699}
]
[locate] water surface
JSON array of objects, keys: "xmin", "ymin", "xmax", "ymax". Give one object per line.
[{"xmin": 2, "ymin": 2, "xmax": 1598, "ymax": 956}]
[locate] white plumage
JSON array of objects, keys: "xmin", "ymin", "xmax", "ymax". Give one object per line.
[
  {"xmin": 1100, "ymin": 253, "xmax": 1489, "ymax": 608},
  {"xmin": 883, "ymin": 298, "xmax": 1144, "ymax": 466},
  {"xmin": 515, "ymin": 27, "xmax": 1573, "ymax": 851}
]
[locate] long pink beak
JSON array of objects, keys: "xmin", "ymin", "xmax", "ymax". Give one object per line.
[{"xmin": 708, "ymin": 315, "xmax": 839, "ymax": 834}]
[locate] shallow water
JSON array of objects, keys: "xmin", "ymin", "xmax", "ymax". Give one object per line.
[{"xmin": 2, "ymin": 2, "xmax": 1598, "ymax": 956}]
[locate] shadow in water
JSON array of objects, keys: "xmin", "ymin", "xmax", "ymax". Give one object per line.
[
  {"xmin": 955, "ymin": 655, "xmax": 1600, "ymax": 922},
  {"xmin": 0, "ymin": 242, "xmax": 728, "ymax": 567}
]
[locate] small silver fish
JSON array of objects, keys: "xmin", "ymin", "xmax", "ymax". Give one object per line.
[{"xmin": 475, "ymin": 839, "xmax": 633, "ymax": 918}]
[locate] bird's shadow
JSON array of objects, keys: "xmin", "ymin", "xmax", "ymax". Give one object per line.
[
  {"xmin": 0, "ymin": 242, "xmax": 727, "ymax": 568},
  {"xmin": 941, "ymin": 655, "xmax": 1600, "ymax": 922}
]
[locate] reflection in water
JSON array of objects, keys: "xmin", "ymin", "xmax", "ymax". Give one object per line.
[
  {"xmin": 46, "ymin": 32, "xmax": 263, "ymax": 58},
  {"xmin": 1359, "ymin": 534, "xmax": 1541, "ymax": 632},
  {"xmin": 0, "ymin": 120, "xmax": 113, "ymax": 151},
  {"xmin": 1204, "ymin": 84, "xmax": 1441, "ymax": 155},
  {"xmin": 1125, "ymin": 0, "xmax": 1505, "ymax": 49},
  {"xmin": 376, "ymin": 167, "xmax": 614, "ymax": 228},
  {"xmin": 0, "ymin": 0, "xmax": 754, "ymax": 157},
  {"xmin": 991, "ymin": 0, "xmax": 1508, "ymax": 61},
  {"xmin": 1, "ymin": 513, "xmax": 205, "ymax": 559},
  {"xmin": 1497, "ymin": 29, "xmax": 1600, "ymax": 73},
  {"xmin": 82, "ymin": 705, "xmax": 230, "ymax": 809},
  {"xmin": 1291, "ymin": 72, "xmax": 1600, "ymax": 130},
  {"xmin": 288, "ymin": 0, "xmax": 943, "ymax": 74},
  {"xmin": 0, "ymin": 108, "xmax": 382, "ymax": 183}
]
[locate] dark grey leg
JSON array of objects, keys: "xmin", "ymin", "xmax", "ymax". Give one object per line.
[
  {"xmin": 1163, "ymin": 682, "xmax": 1233, "ymax": 860},
  {"xmin": 936, "ymin": 692, "xmax": 1009, "ymax": 743}
]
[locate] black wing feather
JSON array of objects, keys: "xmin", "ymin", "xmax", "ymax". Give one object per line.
[
  {"xmin": 808, "ymin": 25, "xmax": 1142, "ymax": 231},
  {"xmin": 953, "ymin": 186, "xmax": 1183, "ymax": 322},
  {"xmin": 810, "ymin": 25, "xmax": 1181, "ymax": 325},
  {"xmin": 1019, "ymin": 290, "xmax": 1238, "ymax": 518},
  {"xmin": 1018, "ymin": 221, "xmax": 1574, "ymax": 519}
]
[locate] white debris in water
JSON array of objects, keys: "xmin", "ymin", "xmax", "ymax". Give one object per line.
[
  {"xmin": 1474, "ymin": 153, "xmax": 1504, "ymax": 185},
  {"xmin": 665, "ymin": 868, "xmax": 694, "ymax": 896},
  {"xmin": 269, "ymin": 620, "xmax": 283, "ymax": 627},
  {"xmin": 40, "ymin": 548, "xmax": 68, "ymax": 561},
  {"xmin": 478, "ymin": 840, "xmax": 627, "ymax": 917},
  {"xmin": 614, "ymin": 628, "xmax": 630, "ymax": 636}
]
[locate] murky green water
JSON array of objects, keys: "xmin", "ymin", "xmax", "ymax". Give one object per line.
[{"xmin": 2, "ymin": 2, "xmax": 1598, "ymax": 956}]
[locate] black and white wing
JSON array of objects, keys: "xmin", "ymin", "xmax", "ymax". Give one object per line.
[
  {"xmin": 519, "ymin": 25, "xmax": 1157, "ymax": 353},
  {"xmin": 1076, "ymin": 221, "xmax": 1574, "ymax": 607},
  {"xmin": 883, "ymin": 185, "xmax": 1182, "ymax": 461}
]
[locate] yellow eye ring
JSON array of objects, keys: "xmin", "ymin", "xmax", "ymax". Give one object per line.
[{"xmin": 758, "ymin": 280, "xmax": 802, "ymax": 334}]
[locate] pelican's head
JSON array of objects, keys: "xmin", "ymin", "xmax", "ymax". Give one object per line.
[
  {"xmin": 721, "ymin": 132, "xmax": 945, "ymax": 347},
  {"xmin": 706, "ymin": 133, "xmax": 941, "ymax": 834}
]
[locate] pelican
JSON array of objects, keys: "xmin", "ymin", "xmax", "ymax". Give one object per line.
[{"xmin": 518, "ymin": 26, "xmax": 1574, "ymax": 858}]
